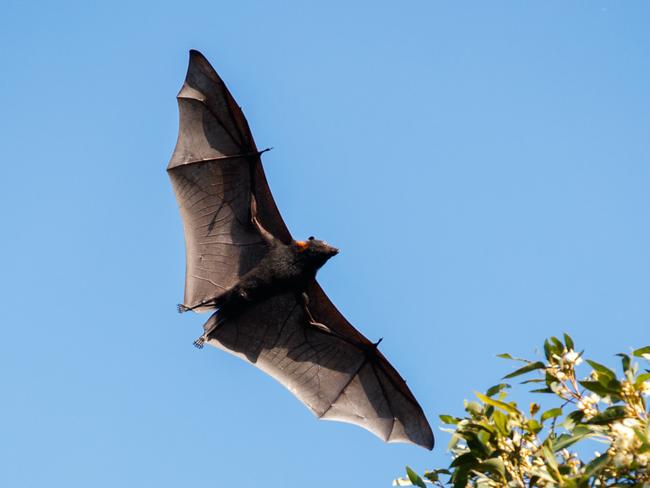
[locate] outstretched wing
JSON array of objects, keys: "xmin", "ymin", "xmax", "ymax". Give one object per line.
[
  {"xmin": 205, "ymin": 290, "xmax": 434, "ymax": 450},
  {"xmin": 167, "ymin": 50, "xmax": 291, "ymax": 309},
  {"xmin": 169, "ymin": 50, "xmax": 433, "ymax": 449}
]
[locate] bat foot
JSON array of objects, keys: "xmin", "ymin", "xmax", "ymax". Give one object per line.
[
  {"xmin": 193, "ymin": 337, "xmax": 205, "ymax": 349},
  {"xmin": 177, "ymin": 304, "xmax": 191, "ymax": 313}
]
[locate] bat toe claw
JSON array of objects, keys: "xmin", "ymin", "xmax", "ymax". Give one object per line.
[
  {"xmin": 177, "ymin": 304, "xmax": 190, "ymax": 313},
  {"xmin": 193, "ymin": 337, "xmax": 205, "ymax": 349}
]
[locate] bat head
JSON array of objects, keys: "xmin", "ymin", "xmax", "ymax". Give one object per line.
[{"xmin": 294, "ymin": 236, "xmax": 339, "ymax": 269}]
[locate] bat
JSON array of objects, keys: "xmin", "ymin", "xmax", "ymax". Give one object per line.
[{"xmin": 167, "ymin": 49, "xmax": 434, "ymax": 450}]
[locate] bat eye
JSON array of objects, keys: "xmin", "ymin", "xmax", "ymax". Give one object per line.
[{"xmin": 308, "ymin": 236, "xmax": 315, "ymax": 241}]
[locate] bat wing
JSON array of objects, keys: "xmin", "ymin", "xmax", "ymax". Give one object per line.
[
  {"xmin": 205, "ymin": 289, "xmax": 434, "ymax": 450},
  {"xmin": 169, "ymin": 50, "xmax": 433, "ymax": 449},
  {"xmin": 167, "ymin": 50, "xmax": 292, "ymax": 309}
]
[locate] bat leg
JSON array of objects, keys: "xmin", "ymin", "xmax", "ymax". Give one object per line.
[
  {"xmin": 178, "ymin": 301, "xmax": 213, "ymax": 313},
  {"xmin": 192, "ymin": 286, "xmax": 252, "ymax": 348},
  {"xmin": 193, "ymin": 311, "xmax": 228, "ymax": 349},
  {"xmin": 177, "ymin": 293, "xmax": 225, "ymax": 313}
]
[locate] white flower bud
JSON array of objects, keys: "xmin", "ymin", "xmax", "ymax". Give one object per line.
[{"xmin": 563, "ymin": 350, "xmax": 582, "ymax": 365}]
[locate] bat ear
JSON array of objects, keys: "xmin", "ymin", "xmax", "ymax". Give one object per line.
[{"xmin": 308, "ymin": 236, "xmax": 315, "ymax": 241}]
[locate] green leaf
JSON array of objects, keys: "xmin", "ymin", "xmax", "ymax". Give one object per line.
[
  {"xmin": 583, "ymin": 453, "xmax": 609, "ymax": 478},
  {"xmin": 465, "ymin": 431, "xmax": 490, "ymax": 458},
  {"xmin": 423, "ymin": 471, "xmax": 437, "ymax": 483},
  {"xmin": 563, "ymin": 333, "xmax": 574, "ymax": 350},
  {"xmin": 484, "ymin": 404, "xmax": 495, "ymax": 419},
  {"xmin": 635, "ymin": 372, "xmax": 650, "ymax": 387},
  {"xmin": 405, "ymin": 466, "xmax": 426, "ymax": 488},
  {"xmin": 550, "ymin": 336, "xmax": 564, "ymax": 354},
  {"xmin": 632, "ymin": 345, "xmax": 650, "ymax": 359},
  {"xmin": 465, "ymin": 401, "xmax": 482, "ymax": 416},
  {"xmin": 572, "ymin": 425, "xmax": 592, "ymax": 436},
  {"xmin": 552, "ymin": 432, "xmax": 587, "ymax": 451},
  {"xmin": 486, "ymin": 383, "xmax": 510, "ymax": 397},
  {"xmin": 492, "ymin": 410, "xmax": 509, "ymax": 435},
  {"xmin": 529, "ymin": 468, "xmax": 556, "ymax": 484},
  {"xmin": 477, "ymin": 458, "xmax": 506, "ymax": 480},
  {"xmin": 585, "ymin": 405, "xmax": 627, "ymax": 425},
  {"xmin": 586, "ymin": 360, "xmax": 616, "ymax": 382},
  {"xmin": 579, "ymin": 380, "xmax": 618, "ymax": 398},
  {"xmin": 521, "ymin": 378, "xmax": 545, "ymax": 384},
  {"xmin": 451, "ymin": 465, "xmax": 471, "ymax": 488},
  {"xmin": 542, "ymin": 443, "xmax": 561, "ymax": 481},
  {"xmin": 525, "ymin": 419, "xmax": 542, "ymax": 434},
  {"xmin": 503, "ymin": 361, "xmax": 546, "ymax": 379},
  {"xmin": 497, "ymin": 353, "xmax": 530, "ymax": 363},
  {"xmin": 475, "ymin": 392, "xmax": 518, "ymax": 415},
  {"xmin": 562, "ymin": 410, "xmax": 585, "ymax": 431},
  {"xmin": 544, "ymin": 339, "xmax": 553, "ymax": 361},
  {"xmin": 439, "ymin": 414, "xmax": 459, "ymax": 425},
  {"xmin": 541, "ymin": 407, "xmax": 563, "ymax": 423},
  {"xmin": 475, "ymin": 422, "xmax": 496, "ymax": 436},
  {"xmin": 450, "ymin": 452, "xmax": 478, "ymax": 468},
  {"xmin": 530, "ymin": 387, "xmax": 554, "ymax": 394},
  {"xmin": 616, "ymin": 353, "xmax": 630, "ymax": 372},
  {"xmin": 424, "ymin": 469, "xmax": 450, "ymax": 483}
]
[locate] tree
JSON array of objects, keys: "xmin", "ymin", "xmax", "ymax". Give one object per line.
[{"xmin": 395, "ymin": 335, "xmax": 650, "ymax": 487}]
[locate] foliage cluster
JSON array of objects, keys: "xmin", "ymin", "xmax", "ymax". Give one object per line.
[{"xmin": 395, "ymin": 336, "xmax": 650, "ymax": 487}]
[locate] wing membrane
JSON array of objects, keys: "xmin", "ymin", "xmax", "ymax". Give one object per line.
[
  {"xmin": 168, "ymin": 50, "xmax": 290, "ymax": 308},
  {"xmin": 169, "ymin": 160, "xmax": 265, "ymax": 307},
  {"xmin": 205, "ymin": 292, "xmax": 434, "ymax": 449}
]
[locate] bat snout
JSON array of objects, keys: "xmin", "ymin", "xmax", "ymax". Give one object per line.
[
  {"xmin": 313, "ymin": 239, "xmax": 339, "ymax": 257},
  {"xmin": 327, "ymin": 246, "xmax": 340, "ymax": 256}
]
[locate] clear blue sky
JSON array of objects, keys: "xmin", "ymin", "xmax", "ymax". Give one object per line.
[{"xmin": 1, "ymin": 1, "xmax": 649, "ymax": 487}]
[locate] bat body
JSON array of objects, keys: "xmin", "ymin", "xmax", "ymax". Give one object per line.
[
  {"xmin": 184, "ymin": 231, "xmax": 340, "ymax": 348},
  {"xmin": 168, "ymin": 50, "xmax": 434, "ymax": 450}
]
